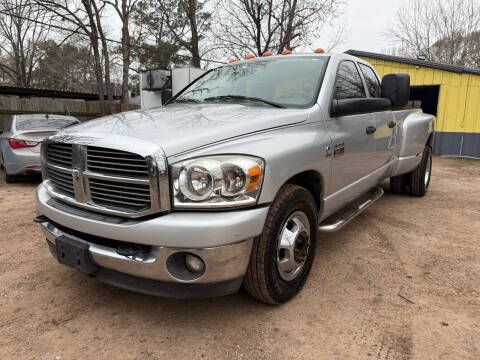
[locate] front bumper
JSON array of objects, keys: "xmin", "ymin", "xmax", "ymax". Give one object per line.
[{"xmin": 36, "ymin": 183, "xmax": 269, "ymax": 298}]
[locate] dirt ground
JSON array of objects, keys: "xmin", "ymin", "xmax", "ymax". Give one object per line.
[{"xmin": 0, "ymin": 156, "xmax": 479, "ymax": 360}]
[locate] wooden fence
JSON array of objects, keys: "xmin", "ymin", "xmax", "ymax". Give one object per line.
[{"xmin": 0, "ymin": 95, "xmax": 139, "ymax": 129}]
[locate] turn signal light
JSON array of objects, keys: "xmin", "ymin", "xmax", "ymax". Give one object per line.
[
  {"xmin": 8, "ymin": 139, "xmax": 38, "ymax": 149},
  {"xmin": 245, "ymin": 54, "xmax": 256, "ymax": 59},
  {"xmin": 262, "ymin": 51, "xmax": 272, "ymax": 56},
  {"xmin": 246, "ymin": 166, "xmax": 262, "ymax": 192},
  {"xmin": 282, "ymin": 49, "xmax": 292, "ymax": 55},
  {"xmin": 314, "ymin": 48, "xmax": 325, "ymax": 53}
]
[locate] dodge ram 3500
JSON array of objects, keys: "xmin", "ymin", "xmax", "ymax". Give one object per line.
[{"xmin": 35, "ymin": 52, "xmax": 434, "ymax": 304}]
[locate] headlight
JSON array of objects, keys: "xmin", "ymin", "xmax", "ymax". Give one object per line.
[{"xmin": 171, "ymin": 155, "xmax": 264, "ymax": 208}]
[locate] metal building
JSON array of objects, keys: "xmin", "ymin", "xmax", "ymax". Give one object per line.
[{"xmin": 346, "ymin": 50, "xmax": 480, "ymax": 158}]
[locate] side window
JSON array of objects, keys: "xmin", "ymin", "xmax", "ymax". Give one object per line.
[
  {"xmin": 334, "ymin": 61, "xmax": 366, "ymax": 100},
  {"xmin": 359, "ymin": 64, "xmax": 381, "ymax": 98}
]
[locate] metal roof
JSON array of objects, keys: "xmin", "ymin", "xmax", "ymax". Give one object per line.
[
  {"xmin": 0, "ymin": 85, "xmax": 121, "ymax": 101},
  {"xmin": 345, "ymin": 50, "xmax": 480, "ymax": 76}
]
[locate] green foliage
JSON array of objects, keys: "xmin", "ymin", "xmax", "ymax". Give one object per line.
[{"xmin": 32, "ymin": 40, "xmax": 96, "ymax": 92}]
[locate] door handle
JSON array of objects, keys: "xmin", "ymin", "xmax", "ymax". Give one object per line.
[
  {"xmin": 388, "ymin": 121, "xmax": 396, "ymax": 128},
  {"xmin": 366, "ymin": 126, "xmax": 376, "ymax": 134}
]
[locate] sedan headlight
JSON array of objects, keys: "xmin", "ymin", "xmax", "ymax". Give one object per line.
[{"xmin": 171, "ymin": 155, "xmax": 264, "ymax": 208}]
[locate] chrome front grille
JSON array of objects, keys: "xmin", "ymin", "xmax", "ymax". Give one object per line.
[
  {"xmin": 47, "ymin": 167, "xmax": 74, "ymax": 196},
  {"xmin": 46, "ymin": 143, "xmax": 72, "ymax": 167},
  {"xmin": 89, "ymin": 178, "xmax": 151, "ymax": 210},
  {"xmin": 87, "ymin": 147, "xmax": 149, "ymax": 178},
  {"xmin": 43, "ymin": 142, "xmax": 166, "ymax": 217}
]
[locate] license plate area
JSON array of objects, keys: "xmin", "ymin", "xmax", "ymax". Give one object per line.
[{"xmin": 55, "ymin": 235, "xmax": 98, "ymax": 274}]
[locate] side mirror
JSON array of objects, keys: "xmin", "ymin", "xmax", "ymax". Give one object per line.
[
  {"xmin": 161, "ymin": 89, "xmax": 172, "ymax": 105},
  {"xmin": 331, "ymin": 98, "xmax": 392, "ymax": 117},
  {"xmin": 381, "ymin": 73, "xmax": 410, "ymax": 110}
]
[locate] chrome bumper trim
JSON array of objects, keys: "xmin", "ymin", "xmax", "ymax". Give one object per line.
[
  {"xmin": 37, "ymin": 183, "xmax": 269, "ymax": 248},
  {"xmin": 40, "ymin": 220, "xmax": 253, "ymax": 284}
]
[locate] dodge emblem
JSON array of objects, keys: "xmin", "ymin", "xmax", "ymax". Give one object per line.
[{"xmin": 72, "ymin": 168, "xmax": 80, "ymax": 179}]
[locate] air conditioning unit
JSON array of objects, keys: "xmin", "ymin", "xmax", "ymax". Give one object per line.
[
  {"xmin": 140, "ymin": 67, "xmax": 205, "ymax": 109},
  {"xmin": 141, "ymin": 69, "xmax": 171, "ymax": 91}
]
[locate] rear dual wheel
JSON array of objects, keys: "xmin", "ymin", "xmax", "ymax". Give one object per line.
[
  {"xmin": 243, "ymin": 184, "xmax": 317, "ymax": 304},
  {"xmin": 390, "ymin": 144, "xmax": 432, "ymax": 197}
]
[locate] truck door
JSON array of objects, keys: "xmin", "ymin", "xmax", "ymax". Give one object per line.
[
  {"xmin": 325, "ymin": 60, "xmax": 377, "ymax": 194},
  {"xmin": 358, "ymin": 63, "xmax": 395, "ymax": 171}
]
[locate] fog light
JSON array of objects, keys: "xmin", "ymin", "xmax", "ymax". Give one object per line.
[{"xmin": 185, "ymin": 253, "xmax": 205, "ymax": 273}]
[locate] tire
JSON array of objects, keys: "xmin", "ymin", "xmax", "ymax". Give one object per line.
[
  {"xmin": 390, "ymin": 173, "xmax": 410, "ymax": 194},
  {"xmin": 3, "ymin": 169, "xmax": 16, "ymax": 183},
  {"xmin": 410, "ymin": 145, "xmax": 432, "ymax": 197},
  {"xmin": 243, "ymin": 184, "xmax": 318, "ymax": 304}
]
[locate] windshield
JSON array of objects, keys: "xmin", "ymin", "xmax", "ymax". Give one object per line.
[
  {"xmin": 174, "ymin": 56, "xmax": 329, "ymax": 107},
  {"xmin": 15, "ymin": 116, "xmax": 78, "ymax": 131}
]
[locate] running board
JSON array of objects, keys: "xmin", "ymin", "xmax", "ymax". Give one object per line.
[{"xmin": 318, "ymin": 187, "xmax": 384, "ymax": 233}]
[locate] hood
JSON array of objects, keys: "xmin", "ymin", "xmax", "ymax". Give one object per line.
[{"xmin": 57, "ymin": 103, "xmax": 311, "ymax": 156}]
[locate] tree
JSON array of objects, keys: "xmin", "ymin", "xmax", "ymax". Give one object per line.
[
  {"xmin": 431, "ymin": 0, "xmax": 480, "ymax": 67},
  {"xmin": 91, "ymin": 0, "xmax": 114, "ymax": 113},
  {"xmin": 214, "ymin": 0, "xmax": 345, "ymax": 57},
  {"xmin": 155, "ymin": 0, "xmax": 212, "ymax": 67},
  {"xmin": 130, "ymin": 1, "xmax": 186, "ymax": 70},
  {"xmin": 0, "ymin": 0, "xmax": 51, "ymax": 87},
  {"xmin": 387, "ymin": 0, "xmax": 480, "ymax": 67},
  {"xmin": 103, "ymin": 0, "xmax": 140, "ymax": 109},
  {"xmin": 275, "ymin": 0, "xmax": 344, "ymax": 53},
  {"xmin": 32, "ymin": 40, "xmax": 96, "ymax": 91},
  {"xmin": 386, "ymin": 0, "xmax": 436, "ymax": 60},
  {"xmin": 37, "ymin": 0, "xmax": 113, "ymax": 114}
]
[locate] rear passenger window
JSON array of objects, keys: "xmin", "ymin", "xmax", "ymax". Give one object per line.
[
  {"xmin": 359, "ymin": 64, "xmax": 381, "ymax": 98},
  {"xmin": 334, "ymin": 61, "xmax": 366, "ymax": 100}
]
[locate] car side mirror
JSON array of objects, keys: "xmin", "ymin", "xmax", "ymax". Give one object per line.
[
  {"xmin": 162, "ymin": 89, "xmax": 172, "ymax": 105},
  {"xmin": 331, "ymin": 98, "xmax": 392, "ymax": 117},
  {"xmin": 381, "ymin": 73, "xmax": 410, "ymax": 110}
]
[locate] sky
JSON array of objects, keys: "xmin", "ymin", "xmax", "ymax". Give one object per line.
[{"xmin": 312, "ymin": 0, "xmax": 406, "ymax": 53}]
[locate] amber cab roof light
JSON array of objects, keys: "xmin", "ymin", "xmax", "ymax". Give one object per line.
[
  {"xmin": 245, "ymin": 54, "xmax": 256, "ymax": 59},
  {"xmin": 262, "ymin": 51, "xmax": 273, "ymax": 57},
  {"xmin": 314, "ymin": 48, "xmax": 325, "ymax": 53},
  {"xmin": 228, "ymin": 59, "xmax": 237, "ymax": 63},
  {"xmin": 281, "ymin": 49, "xmax": 292, "ymax": 55}
]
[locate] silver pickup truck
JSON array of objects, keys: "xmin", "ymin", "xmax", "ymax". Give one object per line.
[{"xmin": 35, "ymin": 52, "xmax": 434, "ymax": 304}]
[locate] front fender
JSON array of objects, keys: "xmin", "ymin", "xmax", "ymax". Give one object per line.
[{"xmin": 167, "ymin": 121, "xmax": 332, "ymax": 206}]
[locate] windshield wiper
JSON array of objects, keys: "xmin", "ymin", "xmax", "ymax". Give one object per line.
[
  {"xmin": 174, "ymin": 98, "xmax": 201, "ymax": 103},
  {"xmin": 203, "ymin": 95, "xmax": 286, "ymax": 108}
]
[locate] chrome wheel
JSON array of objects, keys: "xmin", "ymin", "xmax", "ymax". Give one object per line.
[
  {"xmin": 276, "ymin": 211, "xmax": 311, "ymax": 282},
  {"xmin": 424, "ymin": 153, "xmax": 432, "ymax": 187}
]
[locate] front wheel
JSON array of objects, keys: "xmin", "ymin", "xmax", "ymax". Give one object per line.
[{"xmin": 243, "ymin": 184, "xmax": 318, "ymax": 304}]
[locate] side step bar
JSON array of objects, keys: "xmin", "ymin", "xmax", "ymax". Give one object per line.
[{"xmin": 318, "ymin": 187, "xmax": 384, "ymax": 233}]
